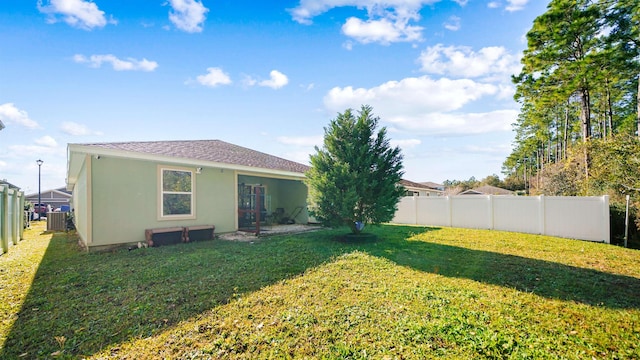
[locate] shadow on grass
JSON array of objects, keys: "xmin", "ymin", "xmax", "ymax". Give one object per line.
[
  {"xmin": 362, "ymin": 226, "xmax": 640, "ymax": 310},
  {"xmin": 2, "ymin": 225, "xmax": 639, "ymax": 358},
  {"xmin": 1, "ymin": 230, "xmax": 348, "ymax": 359}
]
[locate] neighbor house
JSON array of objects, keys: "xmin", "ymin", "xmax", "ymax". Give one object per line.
[
  {"xmin": 419, "ymin": 181, "xmax": 444, "ymax": 191},
  {"xmin": 66, "ymin": 140, "xmax": 310, "ymax": 251},
  {"xmin": 25, "ymin": 187, "xmax": 72, "ymax": 210},
  {"xmin": 400, "ymin": 179, "xmax": 443, "ymax": 197},
  {"xmin": 458, "ymin": 185, "xmax": 514, "ymax": 196}
]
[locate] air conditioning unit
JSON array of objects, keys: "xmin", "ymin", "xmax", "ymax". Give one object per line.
[{"xmin": 47, "ymin": 212, "xmax": 67, "ymax": 231}]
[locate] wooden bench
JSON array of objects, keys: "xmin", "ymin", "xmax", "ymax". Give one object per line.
[
  {"xmin": 184, "ymin": 225, "xmax": 215, "ymax": 242},
  {"xmin": 145, "ymin": 227, "xmax": 185, "ymax": 247}
]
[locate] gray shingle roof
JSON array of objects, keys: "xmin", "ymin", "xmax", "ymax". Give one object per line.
[
  {"xmin": 400, "ymin": 179, "xmax": 440, "ymax": 190},
  {"xmin": 419, "ymin": 181, "xmax": 444, "ymax": 189},
  {"xmin": 459, "ymin": 185, "xmax": 514, "ymax": 195},
  {"xmin": 78, "ymin": 140, "xmax": 310, "ymax": 174}
]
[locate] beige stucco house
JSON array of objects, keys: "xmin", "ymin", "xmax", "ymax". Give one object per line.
[{"xmin": 66, "ymin": 140, "xmax": 310, "ymax": 251}]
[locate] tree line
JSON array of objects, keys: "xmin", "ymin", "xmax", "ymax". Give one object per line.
[{"xmin": 500, "ymin": 0, "xmax": 639, "ymax": 243}]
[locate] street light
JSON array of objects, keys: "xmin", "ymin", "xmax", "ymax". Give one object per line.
[{"xmin": 36, "ymin": 159, "xmax": 43, "ymax": 220}]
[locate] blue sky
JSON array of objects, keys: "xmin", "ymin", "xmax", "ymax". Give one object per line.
[{"xmin": 1, "ymin": 0, "xmax": 548, "ymax": 195}]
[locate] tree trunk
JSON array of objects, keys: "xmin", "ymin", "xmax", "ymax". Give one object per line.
[
  {"xmin": 580, "ymin": 87, "xmax": 592, "ymax": 141},
  {"xmin": 564, "ymin": 100, "xmax": 570, "ymax": 160},
  {"xmin": 580, "ymin": 87, "xmax": 591, "ymax": 180},
  {"xmin": 637, "ymin": 74, "xmax": 639, "ymax": 138},
  {"xmin": 555, "ymin": 112, "xmax": 560, "ymax": 162},
  {"xmin": 605, "ymin": 77, "xmax": 613, "ymax": 137}
]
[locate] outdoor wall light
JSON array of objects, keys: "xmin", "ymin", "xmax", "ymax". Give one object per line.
[{"xmin": 196, "ymin": 167, "xmax": 203, "ymax": 174}]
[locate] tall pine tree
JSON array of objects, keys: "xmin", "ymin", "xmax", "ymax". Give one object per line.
[{"xmin": 515, "ymin": 0, "xmax": 602, "ymax": 178}]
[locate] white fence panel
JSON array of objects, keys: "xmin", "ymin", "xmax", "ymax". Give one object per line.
[
  {"xmin": 1, "ymin": 185, "xmax": 25, "ymax": 254},
  {"xmin": 417, "ymin": 196, "xmax": 450, "ymax": 226},
  {"xmin": 544, "ymin": 196, "xmax": 609, "ymax": 242},
  {"xmin": 392, "ymin": 195, "xmax": 609, "ymax": 243},
  {"xmin": 450, "ymin": 196, "xmax": 491, "ymax": 229},
  {"xmin": 493, "ymin": 196, "xmax": 541, "ymax": 234},
  {"xmin": 394, "ymin": 197, "xmax": 417, "ymax": 225}
]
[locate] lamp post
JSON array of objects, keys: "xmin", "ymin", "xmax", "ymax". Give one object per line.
[{"xmin": 36, "ymin": 159, "xmax": 43, "ymax": 220}]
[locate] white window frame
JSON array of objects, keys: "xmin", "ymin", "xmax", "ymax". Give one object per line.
[{"xmin": 158, "ymin": 165, "xmax": 196, "ymax": 220}]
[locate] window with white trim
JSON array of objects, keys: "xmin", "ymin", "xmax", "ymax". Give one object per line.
[{"xmin": 160, "ymin": 168, "xmax": 194, "ymax": 218}]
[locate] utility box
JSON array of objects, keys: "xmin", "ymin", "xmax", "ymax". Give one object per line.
[{"xmin": 47, "ymin": 212, "xmax": 67, "ymax": 231}]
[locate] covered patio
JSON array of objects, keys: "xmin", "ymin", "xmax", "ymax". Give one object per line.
[{"xmin": 237, "ymin": 174, "xmax": 309, "ymax": 234}]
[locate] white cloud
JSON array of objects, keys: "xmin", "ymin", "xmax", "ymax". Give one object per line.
[
  {"xmin": 486, "ymin": 0, "xmax": 527, "ymax": 11},
  {"xmin": 0, "ymin": 103, "xmax": 40, "ymax": 129},
  {"xmin": 322, "ymin": 73, "xmax": 519, "ymax": 136},
  {"xmin": 242, "ymin": 75, "xmax": 258, "ymax": 87},
  {"xmin": 443, "ymin": 15, "xmax": 460, "ymax": 31},
  {"xmin": 289, "ymin": 0, "xmax": 436, "ymax": 24},
  {"xmin": 418, "ymin": 44, "xmax": 521, "ymax": 80},
  {"xmin": 259, "ymin": 70, "xmax": 289, "ymax": 89},
  {"xmin": 452, "ymin": 0, "xmax": 468, "ymax": 5},
  {"xmin": 167, "ymin": 0, "xmax": 209, "ymax": 33},
  {"xmin": 196, "ymin": 67, "xmax": 232, "ymax": 87},
  {"xmin": 282, "ymin": 150, "xmax": 313, "ymax": 165},
  {"xmin": 73, "ymin": 54, "xmax": 158, "ymax": 71},
  {"xmin": 387, "ymin": 110, "xmax": 517, "ymax": 135},
  {"xmin": 342, "ymin": 16, "xmax": 422, "ymax": 44},
  {"xmin": 277, "ymin": 135, "xmax": 323, "ymax": 147},
  {"xmin": 462, "ymin": 143, "xmax": 512, "ymax": 155},
  {"xmin": 390, "ymin": 138, "xmax": 421, "ymax": 148},
  {"xmin": 35, "ymin": 135, "xmax": 58, "ymax": 147},
  {"xmin": 496, "ymin": 83, "xmax": 516, "ymax": 100},
  {"xmin": 324, "ymin": 75, "xmax": 497, "ymax": 114},
  {"xmin": 61, "ymin": 121, "xmax": 103, "ymax": 136},
  {"xmin": 37, "ymin": 0, "xmax": 116, "ymax": 30},
  {"xmin": 7, "ymin": 144, "xmax": 66, "ymax": 159},
  {"xmin": 289, "ymin": 0, "xmax": 439, "ymax": 44},
  {"xmin": 505, "ymin": 0, "xmax": 528, "ymax": 12}
]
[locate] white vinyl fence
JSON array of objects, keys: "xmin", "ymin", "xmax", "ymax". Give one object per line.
[
  {"xmin": 393, "ymin": 195, "xmax": 610, "ymax": 243},
  {"xmin": 1, "ymin": 185, "xmax": 26, "ymax": 254}
]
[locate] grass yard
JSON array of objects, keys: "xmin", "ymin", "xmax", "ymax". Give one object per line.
[{"xmin": 1, "ymin": 222, "xmax": 639, "ymax": 359}]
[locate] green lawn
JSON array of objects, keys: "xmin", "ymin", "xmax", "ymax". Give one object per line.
[{"xmin": 1, "ymin": 222, "xmax": 639, "ymax": 359}]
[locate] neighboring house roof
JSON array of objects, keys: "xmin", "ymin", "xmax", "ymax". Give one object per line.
[
  {"xmin": 419, "ymin": 181, "xmax": 444, "ymax": 190},
  {"xmin": 25, "ymin": 187, "xmax": 72, "ymax": 199},
  {"xmin": 67, "ymin": 140, "xmax": 310, "ymax": 188},
  {"xmin": 444, "ymin": 185, "xmax": 463, "ymax": 196},
  {"xmin": 0, "ymin": 119, "xmax": 5, "ymax": 131},
  {"xmin": 400, "ymin": 179, "xmax": 444, "ymax": 194},
  {"xmin": 459, "ymin": 185, "xmax": 514, "ymax": 196},
  {"xmin": 400, "ymin": 179, "xmax": 436, "ymax": 190}
]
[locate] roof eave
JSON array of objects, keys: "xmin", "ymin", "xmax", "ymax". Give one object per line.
[{"xmin": 66, "ymin": 144, "xmax": 306, "ymax": 184}]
